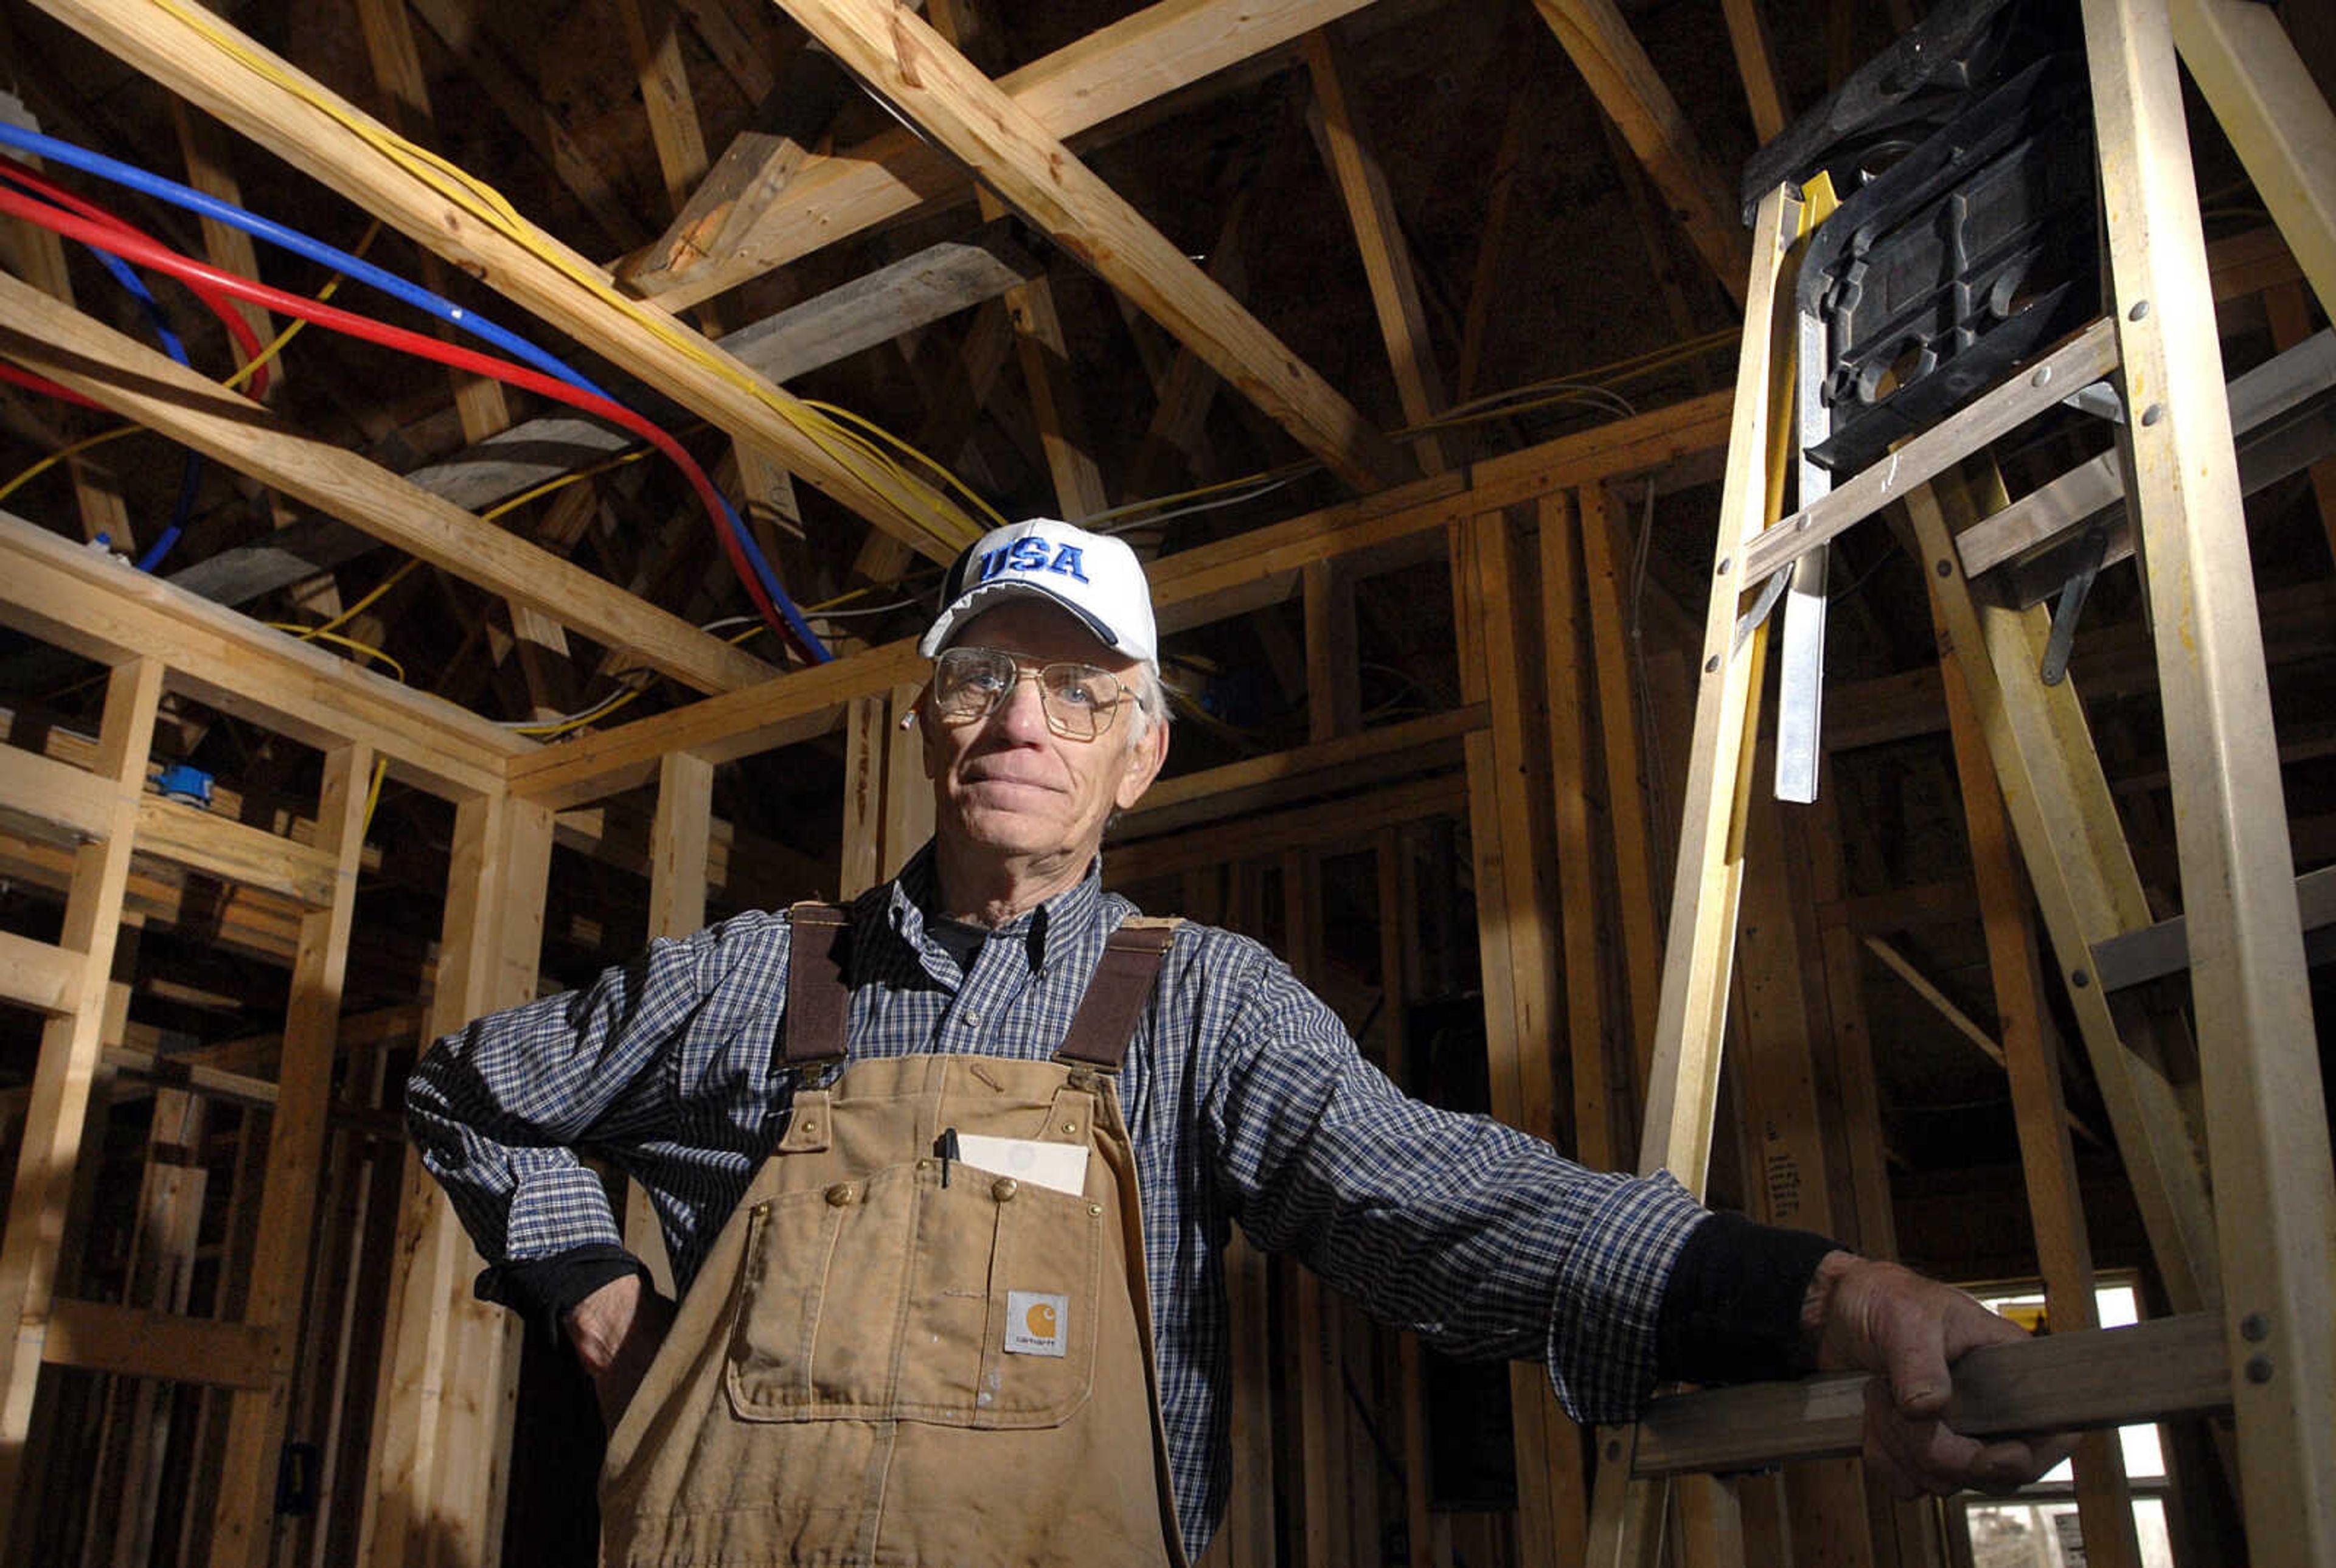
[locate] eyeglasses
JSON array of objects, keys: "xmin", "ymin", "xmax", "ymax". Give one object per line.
[{"xmin": 930, "ymin": 647, "xmax": 1130, "ymax": 741}]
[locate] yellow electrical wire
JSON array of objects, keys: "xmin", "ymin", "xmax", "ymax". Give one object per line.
[
  {"xmin": 1406, "ymin": 386, "xmax": 1634, "ymax": 435},
  {"xmin": 802, "ymin": 584, "xmax": 876, "ymax": 616},
  {"xmin": 147, "ymin": 0, "xmax": 989, "ymax": 552},
  {"xmin": 1085, "ymin": 329, "xmax": 1739, "ymax": 535},
  {"xmin": 795, "ymin": 399, "xmax": 1007, "ymax": 531},
  {"xmin": 510, "ymin": 619, "xmax": 768, "ymax": 738},
  {"xmin": 1079, "ymin": 462, "xmax": 1316, "ymax": 530},
  {"xmin": 514, "ymin": 680, "xmax": 650, "ymax": 738},
  {"xmin": 0, "ymin": 423, "xmax": 138, "ymax": 508},
  {"xmin": 223, "ymin": 220, "xmax": 381, "ymax": 392},
  {"xmin": 264, "ymin": 622, "xmax": 405, "ymax": 681},
  {"xmin": 478, "ymin": 446, "xmax": 651, "ymax": 523},
  {"xmin": 297, "ymin": 560, "xmax": 421, "ymax": 640},
  {"xmin": 360, "ymin": 754, "xmax": 388, "ymax": 839},
  {"xmin": 1412, "ymin": 328, "xmax": 1740, "ymax": 432}
]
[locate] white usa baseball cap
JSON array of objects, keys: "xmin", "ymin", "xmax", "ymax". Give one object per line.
[{"xmin": 920, "ymin": 518, "xmax": 1159, "ymax": 664}]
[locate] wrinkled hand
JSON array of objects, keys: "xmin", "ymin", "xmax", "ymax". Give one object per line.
[
  {"xmin": 1803, "ymin": 1251, "xmax": 2074, "ymax": 1498},
  {"xmin": 563, "ymin": 1272, "xmax": 677, "ymax": 1431}
]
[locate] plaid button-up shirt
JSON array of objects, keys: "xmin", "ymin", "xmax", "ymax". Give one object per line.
[{"xmin": 407, "ymin": 846, "xmax": 1710, "ymax": 1553}]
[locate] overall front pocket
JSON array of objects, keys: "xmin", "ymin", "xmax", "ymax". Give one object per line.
[{"xmin": 725, "ymin": 1160, "xmax": 1104, "ymax": 1429}]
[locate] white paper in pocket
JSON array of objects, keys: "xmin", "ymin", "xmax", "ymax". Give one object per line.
[{"xmin": 954, "ymin": 1134, "xmax": 1090, "ymax": 1196}]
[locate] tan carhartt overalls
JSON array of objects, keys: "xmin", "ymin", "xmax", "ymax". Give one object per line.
[{"xmin": 599, "ymin": 904, "xmax": 1191, "ymax": 1568}]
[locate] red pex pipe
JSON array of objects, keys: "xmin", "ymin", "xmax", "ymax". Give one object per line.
[
  {"xmin": 0, "ymin": 361, "xmax": 107, "ymax": 411},
  {"xmin": 1, "ymin": 154, "xmax": 271, "ymax": 400},
  {"xmin": 0, "ymin": 182, "xmax": 802, "ymax": 654}
]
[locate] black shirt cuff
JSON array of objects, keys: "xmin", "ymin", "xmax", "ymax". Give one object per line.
[
  {"xmin": 475, "ymin": 1244, "xmax": 652, "ymax": 1345},
  {"xmin": 1655, "ymin": 1211, "xmax": 1843, "ymax": 1386}
]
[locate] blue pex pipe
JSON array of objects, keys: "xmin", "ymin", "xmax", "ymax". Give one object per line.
[
  {"xmin": 718, "ymin": 493, "xmax": 832, "ymax": 662},
  {"xmin": 0, "ymin": 120, "xmax": 616, "ymax": 404}
]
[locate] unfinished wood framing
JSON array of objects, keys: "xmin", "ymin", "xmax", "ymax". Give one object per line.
[
  {"xmin": 0, "ymin": 504, "xmax": 541, "ymax": 1556},
  {"xmin": 356, "ymin": 0, "xmax": 580, "ymax": 721},
  {"xmin": 1538, "ymin": 490, "xmax": 1621, "ymax": 1170},
  {"xmin": 1733, "ymin": 774, "xmax": 1879, "ymax": 1568},
  {"xmin": 1453, "ymin": 504, "xmax": 1587, "ymax": 1568},
  {"xmin": 0, "ymin": 274, "xmax": 774, "ymax": 696},
  {"xmin": 771, "ymin": 0, "xmax": 1403, "ymax": 492},
  {"xmin": 1303, "ymin": 26, "xmax": 1453, "ymax": 474},
  {"xmin": 27, "ymin": 0, "xmax": 982, "ymax": 560},
  {"xmin": 0, "ymin": 656, "xmax": 162, "ymax": 1547},
  {"xmin": 925, "ymin": 0, "xmax": 1113, "ymax": 521},
  {"xmin": 0, "ymin": 170, "xmax": 138, "ymax": 554},
  {"xmin": 1528, "ymin": 0, "xmax": 1752, "ymax": 304},
  {"xmin": 1, "ymin": 0, "xmax": 2329, "ymax": 1556},
  {"xmin": 361, "ymin": 792, "xmax": 551, "ymax": 1568},
  {"xmin": 634, "ymin": 0, "xmax": 1388, "ymax": 308},
  {"xmin": 1578, "ymin": 485, "xmax": 1666, "ymax": 1098},
  {"xmin": 631, "ymin": 746, "xmax": 715, "ymax": 1296}
]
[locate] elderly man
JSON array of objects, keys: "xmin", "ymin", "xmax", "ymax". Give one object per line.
[{"xmin": 409, "ymin": 518, "xmax": 2056, "ymax": 1567}]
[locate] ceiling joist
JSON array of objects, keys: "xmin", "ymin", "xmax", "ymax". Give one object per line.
[
  {"xmin": 777, "ymin": 0, "xmax": 1405, "ymax": 492},
  {"xmin": 159, "ymin": 220, "xmax": 1044, "ymax": 615},
  {"xmin": 1302, "ymin": 26, "xmax": 1453, "ymax": 475},
  {"xmin": 639, "ymin": 0, "xmax": 1386, "ymax": 310},
  {"xmin": 26, "ymin": 0, "xmax": 981, "ymax": 562},
  {"xmin": 1530, "ymin": 0, "xmax": 1753, "ymax": 305},
  {"xmin": 0, "ymin": 272, "xmax": 776, "ymax": 695},
  {"xmin": 620, "ymin": 41, "xmax": 855, "ymax": 293}
]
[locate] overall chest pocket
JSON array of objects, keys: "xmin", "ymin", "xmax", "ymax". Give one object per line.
[{"xmin": 724, "ymin": 1159, "xmax": 1104, "ymax": 1428}]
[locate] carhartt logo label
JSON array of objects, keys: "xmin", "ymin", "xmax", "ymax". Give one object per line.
[{"xmin": 1004, "ymin": 1291, "xmax": 1069, "ymax": 1357}]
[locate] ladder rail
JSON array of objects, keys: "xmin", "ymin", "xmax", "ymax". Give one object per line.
[{"xmin": 1583, "ymin": 6, "xmax": 2335, "ymax": 1566}]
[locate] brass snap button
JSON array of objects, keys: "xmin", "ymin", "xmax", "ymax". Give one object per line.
[
  {"xmin": 825, "ymin": 1183, "xmax": 854, "ymax": 1206},
  {"xmin": 798, "ymin": 1119, "xmax": 818, "ymax": 1137},
  {"xmin": 1088, "ymin": 1204, "xmax": 1103, "ymax": 1218},
  {"xmin": 991, "ymin": 1177, "xmax": 1019, "ymax": 1202},
  {"xmin": 1061, "ymin": 1120, "xmax": 1079, "ymax": 1135}
]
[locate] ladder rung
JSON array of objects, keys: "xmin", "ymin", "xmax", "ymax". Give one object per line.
[
  {"xmin": 1958, "ymin": 327, "xmax": 2336, "ymax": 582},
  {"xmin": 2091, "ymin": 864, "xmax": 2336, "ymax": 991},
  {"xmin": 1740, "ymin": 319, "xmax": 2121, "ymax": 593},
  {"xmin": 1632, "ymin": 1313, "xmax": 2230, "ymax": 1478}
]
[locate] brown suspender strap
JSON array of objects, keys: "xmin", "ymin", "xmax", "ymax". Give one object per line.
[
  {"xmin": 779, "ymin": 901, "xmax": 852, "ymax": 1071},
  {"xmin": 1054, "ymin": 917, "xmax": 1181, "ymax": 1071}
]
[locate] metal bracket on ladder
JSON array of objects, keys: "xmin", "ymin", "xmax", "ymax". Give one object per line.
[
  {"xmin": 1775, "ymin": 191, "xmax": 1841, "ymax": 804},
  {"xmin": 2039, "ymin": 521, "xmax": 2110, "ymax": 685}
]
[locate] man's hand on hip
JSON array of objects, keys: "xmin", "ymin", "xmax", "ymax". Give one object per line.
[
  {"xmin": 564, "ymin": 1272, "xmax": 677, "ymax": 1431},
  {"xmin": 1802, "ymin": 1251, "xmax": 2075, "ymax": 1497}
]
